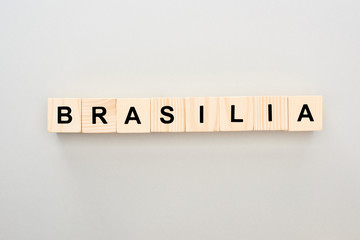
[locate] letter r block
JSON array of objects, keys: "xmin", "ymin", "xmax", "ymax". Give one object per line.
[
  {"xmin": 151, "ymin": 97, "xmax": 185, "ymax": 132},
  {"xmin": 48, "ymin": 98, "xmax": 81, "ymax": 133},
  {"xmin": 82, "ymin": 98, "xmax": 116, "ymax": 133},
  {"xmin": 288, "ymin": 96, "xmax": 323, "ymax": 131}
]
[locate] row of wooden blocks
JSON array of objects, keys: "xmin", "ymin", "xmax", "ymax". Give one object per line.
[{"xmin": 48, "ymin": 96, "xmax": 323, "ymax": 133}]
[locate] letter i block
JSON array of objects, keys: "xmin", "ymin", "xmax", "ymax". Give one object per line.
[
  {"xmin": 117, "ymin": 98, "xmax": 150, "ymax": 133},
  {"xmin": 185, "ymin": 97, "xmax": 219, "ymax": 132},
  {"xmin": 48, "ymin": 98, "xmax": 81, "ymax": 133},
  {"xmin": 82, "ymin": 98, "xmax": 116, "ymax": 133},
  {"xmin": 254, "ymin": 96, "xmax": 288, "ymax": 131},
  {"xmin": 151, "ymin": 97, "xmax": 185, "ymax": 132},
  {"xmin": 219, "ymin": 96, "xmax": 253, "ymax": 131},
  {"xmin": 288, "ymin": 96, "xmax": 323, "ymax": 131}
]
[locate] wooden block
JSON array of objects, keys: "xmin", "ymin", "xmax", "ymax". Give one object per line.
[
  {"xmin": 288, "ymin": 96, "xmax": 323, "ymax": 131},
  {"xmin": 48, "ymin": 98, "xmax": 81, "ymax": 133},
  {"xmin": 117, "ymin": 98, "xmax": 150, "ymax": 133},
  {"xmin": 254, "ymin": 96, "xmax": 288, "ymax": 131},
  {"xmin": 151, "ymin": 97, "xmax": 185, "ymax": 132},
  {"xmin": 219, "ymin": 96, "xmax": 253, "ymax": 131},
  {"xmin": 185, "ymin": 97, "xmax": 219, "ymax": 132},
  {"xmin": 82, "ymin": 98, "xmax": 116, "ymax": 133}
]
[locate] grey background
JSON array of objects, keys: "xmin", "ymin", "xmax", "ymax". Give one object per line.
[{"xmin": 1, "ymin": 0, "xmax": 360, "ymax": 239}]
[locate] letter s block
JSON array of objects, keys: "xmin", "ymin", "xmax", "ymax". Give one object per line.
[
  {"xmin": 151, "ymin": 97, "xmax": 185, "ymax": 132},
  {"xmin": 82, "ymin": 98, "xmax": 116, "ymax": 133},
  {"xmin": 288, "ymin": 96, "xmax": 323, "ymax": 131},
  {"xmin": 48, "ymin": 98, "xmax": 82, "ymax": 133}
]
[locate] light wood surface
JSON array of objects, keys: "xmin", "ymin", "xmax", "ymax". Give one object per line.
[
  {"xmin": 254, "ymin": 96, "xmax": 288, "ymax": 131},
  {"xmin": 117, "ymin": 98, "xmax": 150, "ymax": 133},
  {"xmin": 82, "ymin": 98, "xmax": 116, "ymax": 133},
  {"xmin": 48, "ymin": 96, "xmax": 322, "ymax": 133},
  {"xmin": 219, "ymin": 96, "xmax": 253, "ymax": 131},
  {"xmin": 185, "ymin": 97, "xmax": 219, "ymax": 132},
  {"xmin": 48, "ymin": 98, "xmax": 81, "ymax": 133},
  {"xmin": 288, "ymin": 96, "xmax": 323, "ymax": 131},
  {"xmin": 151, "ymin": 97, "xmax": 185, "ymax": 132}
]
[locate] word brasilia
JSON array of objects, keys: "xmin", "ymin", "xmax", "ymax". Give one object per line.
[{"xmin": 47, "ymin": 96, "xmax": 323, "ymax": 133}]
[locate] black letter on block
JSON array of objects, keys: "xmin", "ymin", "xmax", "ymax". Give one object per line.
[
  {"xmin": 92, "ymin": 107, "xmax": 107, "ymax": 124},
  {"xmin": 58, "ymin": 106, "xmax": 72, "ymax": 124},
  {"xmin": 125, "ymin": 107, "xmax": 141, "ymax": 124},
  {"xmin": 160, "ymin": 106, "xmax": 174, "ymax": 124},
  {"xmin": 268, "ymin": 104, "xmax": 273, "ymax": 122},
  {"xmin": 297, "ymin": 104, "xmax": 314, "ymax": 122},
  {"xmin": 200, "ymin": 106, "xmax": 204, "ymax": 123},
  {"xmin": 231, "ymin": 105, "xmax": 243, "ymax": 122}
]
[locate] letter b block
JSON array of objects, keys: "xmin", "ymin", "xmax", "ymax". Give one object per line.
[
  {"xmin": 48, "ymin": 98, "xmax": 81, "ymax": 133},
  {"xmin": 82, "ymin": 98, "xmax": 116, "ymax": 133},
  {"xmin": 288, "ymin": 96, "xmax": 323, "ymax": 131}
]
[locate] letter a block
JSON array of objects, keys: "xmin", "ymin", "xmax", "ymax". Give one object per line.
[
  {"xmin": 151, "ymin": 97, "xmax": 185, "ymax": 132},
  {"xmin": 117, "ymin": 98, "xmax": 150, "ymax": 133},
  {"xmin": 288, "ymin": 96, "xmax": 323, "ymax": 131},
  {"xmin": 254, "ymin": 96, "xmax": 288, "ymax": 131},
  {"xmin": 82, "ymin": 98, "xmax": 116, "ymax": 133},
  {"xmin": 219, "ymin": 96, "xmax": 253, "ymax": 131},
  {"xmin": 185, "ymin": 97, "xmax": 219, "ymax": 132},
  {"xmin": 48, "ymin": 98, "xmax": 81, "ymax": 133}
]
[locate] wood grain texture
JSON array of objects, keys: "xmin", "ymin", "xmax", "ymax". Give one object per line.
[
  {"xmin": 288, "ymin": 96, "xmax": 323, "ymax": 131},
  {"xmin": 48, "ymin": 98, "xmax": 82, "ymax": 133},
  {"xmin": 151, "ymin": 97, "xmax": 185, "ymax": 132},
  {"xmin": 185, "ymin": 97, "xmax": 219, "ymax": 132},
  {"xmin": 82, "ymin": 98, "xmax": 116, "ymax": 133},
  {"xmin": 254, "ymin": 96, "xmax": 288, "ymax": 131},
  {"xmin": 219, "ymin": 96, "xmax": 253, "ymax": 131},
  {"xmin": 117, "ymin": 98, "xmax": 150, "ymax": 133}
]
